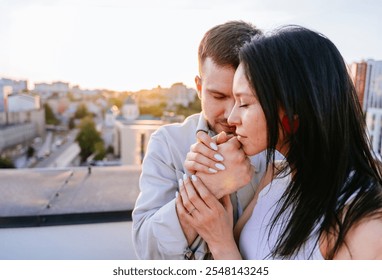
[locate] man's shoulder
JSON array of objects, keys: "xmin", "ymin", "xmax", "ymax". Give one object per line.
[
  {"xmin": 144, "ymin": 113, "xmax": 201, "ymax": 160},
  {"xmin": 155, "ymin": 113, "xmax": 201, "ymax": 135}
]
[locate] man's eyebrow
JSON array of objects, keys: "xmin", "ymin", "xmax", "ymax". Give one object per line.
[{"xmin": 205, "ymin": 88, "xmax": 230, "ymax": 96}]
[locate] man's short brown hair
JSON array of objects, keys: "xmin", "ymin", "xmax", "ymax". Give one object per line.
[{"xmin": 198, "ymin": 21, "xmax": 262, "ymax": 71}]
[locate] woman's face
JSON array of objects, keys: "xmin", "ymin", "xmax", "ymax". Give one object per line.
[{"xmin": 228, "ymin": 64, "xmax": 269, "ymax": 156}]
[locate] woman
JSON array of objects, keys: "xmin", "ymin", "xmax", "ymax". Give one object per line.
[{"xmin": 176, "ymin": 26, "xmax": 382, "ymax": 259}]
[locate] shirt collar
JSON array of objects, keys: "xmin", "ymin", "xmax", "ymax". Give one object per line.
[{"xmin": 195, "ymin": 113, "xmax": 216, "ymax": 137}]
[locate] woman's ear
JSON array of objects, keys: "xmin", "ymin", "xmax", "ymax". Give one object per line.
[{"xmin": 195, "ymin": 75, "xmax": 202, "ymax": 99}]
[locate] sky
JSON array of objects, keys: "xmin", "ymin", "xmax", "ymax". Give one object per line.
[{"xmin": 0, "ymin": 0, "xmax": 381, "ymax": 92}]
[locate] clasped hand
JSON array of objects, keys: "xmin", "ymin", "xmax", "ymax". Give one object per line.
[
  {"xmin": 184, "ymin": 130, "xmax": 253, "ymax": 198},
  {"xmin": 175, "ymin": 131, "xmax": 251, "ymax": 258}
]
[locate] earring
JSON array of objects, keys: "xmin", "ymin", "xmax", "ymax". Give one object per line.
[{"xmin": 281, "ymin": 115, "xmax": 299, "ymax": 134}]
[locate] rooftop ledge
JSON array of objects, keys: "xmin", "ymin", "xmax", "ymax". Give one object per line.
[{"xmin": 0, "ymin": 166, "xmax": 141, "ymax": 259}]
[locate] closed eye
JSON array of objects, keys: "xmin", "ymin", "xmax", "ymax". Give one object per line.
[{"xmin": 213, "ymin": 95, "xmax": 227, "ymax": 100}]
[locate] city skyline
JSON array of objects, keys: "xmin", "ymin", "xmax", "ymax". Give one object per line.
[{"xmin": 0, "ymin": 0, "xmax": 381, "ymax": 92}]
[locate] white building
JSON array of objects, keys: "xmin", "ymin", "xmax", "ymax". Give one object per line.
[
  {"xmin": 0, "ymin": 78, "xmax": 28, "ymax": 94},
  {"xmin": 34, "ymin": 81, "xmax": 70, "ymax": 99},
  {"xmin": 0, "ymin": 85, "xmax": 11, "ymax": 112},
  {"xmin": 7, "ymin": 93, "xmax": 40, "ymax": 112},
  {"xmin": 71, "ymin": 85, "xmax": 99, "ymax": 97},
  {"xmin": 113, "ymin": 119, "xmax": 163, "ymax": 165},
  {"xmin": 0, "ymin": 93, "xmax": 45, "ymax": 151},
  {"xmin": 166, "ymin": 82, "xmax": 197, "ymax": 108},
  {"xmin": 122, "ymin": 96, "xmax": 139, "ymax": 120},
  {"xmin": 105, "ymin": 106, "xmax": 120, "ymax": 127},
  {"xmin": 0, "ymin": 123, "xmax": 37, "ymax": 152},
  {"xmin": 1, "ymin": 78, "xmax": 28, "ymax": 112}
]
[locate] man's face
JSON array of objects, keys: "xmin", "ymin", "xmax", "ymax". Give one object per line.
[{"xmin": 195, "ymin": 57, "xmax": 237, "ymax": 134}]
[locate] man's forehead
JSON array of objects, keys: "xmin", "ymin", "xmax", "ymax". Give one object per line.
[{"xmin": 200, "ymin": 57, "xmax": 235, "ymax": 74}]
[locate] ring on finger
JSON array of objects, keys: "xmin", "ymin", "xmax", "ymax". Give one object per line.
[{"xmin": 188, "ymin": 207, "xmax": 197, "ymax": 215}]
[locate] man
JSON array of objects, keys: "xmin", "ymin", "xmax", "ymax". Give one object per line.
[{"xmin": 132, "ymin": 21, "xmax": 265, "ymax": 259}]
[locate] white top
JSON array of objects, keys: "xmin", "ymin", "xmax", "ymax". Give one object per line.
[
  {"xmin": 239, "ymin": 172, "xmax": 324, "ymax": 260},
  {"xmin": 132, "ymin": 113, "xmax": 267, "ymax": 259}
]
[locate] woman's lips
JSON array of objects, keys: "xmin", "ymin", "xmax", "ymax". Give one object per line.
[{"xmin": 236, "ymin": 134, "xmax": 247, "ymax": 142}]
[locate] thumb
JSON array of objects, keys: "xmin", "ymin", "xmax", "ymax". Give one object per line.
[{"xmin": 215, "ymin": 131, "xmax": 228, "ymax": 145}]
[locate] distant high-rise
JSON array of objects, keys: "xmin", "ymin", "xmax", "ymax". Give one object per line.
[
  {"xmin": 350, "ymin": 60, "xmax": 382, "ymax": 158},
  {"xmin": 350, "ymin": 60, "xmax": 382, "ymax": 112},
  {"xmin": 350, "ymin": 61, "xmax": 367, "ymax": 109}
]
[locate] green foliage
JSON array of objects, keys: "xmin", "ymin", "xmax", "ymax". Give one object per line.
[
  {"xmin": 74, "ymin": 103, "xmax": 90, "ymax": 119},
  {"xmin": 44, "ymin": 103, "xmax": 60, "ymax": 125},
  {"xmin": 106, "ymin": 145, "xmax": 114, "ymax": 154},
  {"xmin": 175, "ymin": 98, "xmax": 201, "ymax": 117},
  {"xmin": 75, "ymin": 117, "xmax": 103, "ymax": 162},
  {"xmin": 67, "ymin": 92, "xmax": 77, "ymax": 102},
  {"xmin": 108, "ymin": 98, "xmax": 123, "ymax": 109},
  {"xmin": 93, "ymin": 141, "xmax": 106, "ymax": 161},
  {"xmin": 0, "ymin": 156, "xmax": 15, "ymax": 168},
  {"xmin": 139, "ymin": 103, "xmax": 166, "ymax": 117}
]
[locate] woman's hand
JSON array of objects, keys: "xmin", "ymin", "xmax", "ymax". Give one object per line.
[
  {"xmin": 175, "ymin": 174, "xmax": 242, "ymax": 259},
  {"xmin": 185, "ymin": 131, "xmax": 229, "ymax": 175},
  {"xmin": 185, "ymin": 131, "xmax": 253, "ymax": 198}
]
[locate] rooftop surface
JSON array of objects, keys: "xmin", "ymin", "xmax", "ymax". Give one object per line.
[
  {"xmin": 0, "ymin": 165, "xmax": 140, "ymax": 217},
  {"xmin": 0, "ymin": 165, "xmax": 141, "ymax": 259}
]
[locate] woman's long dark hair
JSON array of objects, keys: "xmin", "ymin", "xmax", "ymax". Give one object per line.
[{"xmin": 240, "ymin": 26, "xmax": 382, "ymax": 259}]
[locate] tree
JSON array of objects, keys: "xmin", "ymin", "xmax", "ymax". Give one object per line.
[
  {"xmin": 74, "ymin": 103, "xmax": 90, "ymax": 119},
  {"xmin": 93, "ymin": 141, "xmax": 106, "ymax": 161},
  {"xmin": 0, "ymin": 156, "xmax": 15, "ymax": 168},
  {"xmin": 75, "ymin": 117, "xmax": 103, "ymax": 163},
  {"xmin": 108, "ymin": 97, "xmax": 123, "ymax": 109},
  {"xmin": 139, "ymin": 102, "xmax": 167, "ymax": 117},
  {"xmin": 44, "ymin": 103, "xmax": 60, "ymax": 125},
  {"xmin": 175, "ymin": 98, "xmax": 201, "ymax": 117}
]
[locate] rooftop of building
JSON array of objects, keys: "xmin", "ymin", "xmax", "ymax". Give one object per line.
[{"xmin": 0, "ymin": 165, "xmax": 141, "ymax": 259}]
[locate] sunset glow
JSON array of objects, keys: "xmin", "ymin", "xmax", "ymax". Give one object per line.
[{"xmin": 1, "ymin": 0, "xmax": 381, "ymax": 92}]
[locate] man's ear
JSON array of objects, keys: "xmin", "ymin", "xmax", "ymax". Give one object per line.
[{"xmin": 195, "ymin": 75, "xmax": 202, "ymax": 99}]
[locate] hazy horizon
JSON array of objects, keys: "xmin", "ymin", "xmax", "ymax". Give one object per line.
[{"xmin": 1, "ymin": 0, "xmax": 381, "ymax": 92}]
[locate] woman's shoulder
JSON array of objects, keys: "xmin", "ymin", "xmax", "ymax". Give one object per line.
[{"xmin": 334, "ymin": 214, "xmax": 382, "ymax": 259}]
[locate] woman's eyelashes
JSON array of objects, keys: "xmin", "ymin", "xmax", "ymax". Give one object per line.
[{"xmin": 239, "ymin": 99, "xmax": 251, "ymax": 108}]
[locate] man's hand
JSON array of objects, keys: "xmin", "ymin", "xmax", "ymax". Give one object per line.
[
  {"xmin": 179, "ymin": 131, "xmax": 229, "ymax": 245},
  {"xmin": 176, "ymin": 175, "xmax": 242, "ymax": 259},
  {"xmin": 175, "ymin": 185, "xmax": 199, "ymax": 246}
]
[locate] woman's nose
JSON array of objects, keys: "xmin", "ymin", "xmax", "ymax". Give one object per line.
[{"xmin": 227, "ymin": 107, "xmax": 239, "ymax": 126}]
